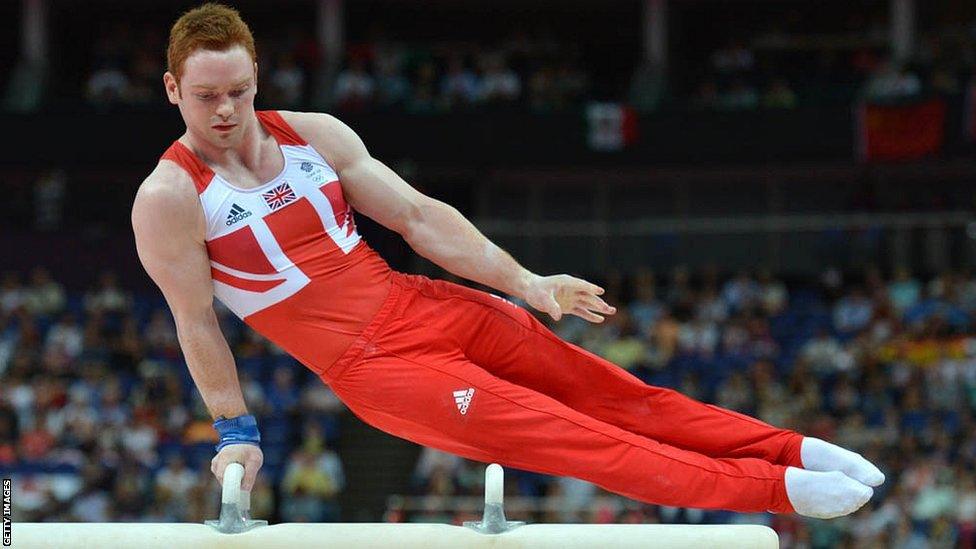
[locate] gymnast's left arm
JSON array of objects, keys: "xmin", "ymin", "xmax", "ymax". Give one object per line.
[{"xmin": 282, "ymin": 111, "xmax": 616, "ymax": 323}]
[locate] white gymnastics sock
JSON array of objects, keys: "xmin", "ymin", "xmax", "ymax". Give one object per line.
[
  {"xmin": 800, "ymin": 437, "xmax": 886, "ymax": 487},
  {"xmin": 784, "ymin": 467, "xmax": 874, "ymax": 519}
]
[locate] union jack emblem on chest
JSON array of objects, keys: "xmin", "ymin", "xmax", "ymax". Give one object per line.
[{"xmin": 262, "ymin": 182, "xmax": 298, "ymax": 211}]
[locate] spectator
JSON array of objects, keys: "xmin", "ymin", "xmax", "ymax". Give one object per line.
[
  {"xmin": 629, "ymin": 269, "xmax": 664, "ymax": 334},
  {"xmin": 476, "ymin": 54, "xmax": 521, "ymax": 104},
  {"xmin": 182, "ymin": 408, "xmax": 218, "ymax": 445},
  {"xmin": 912, "ymin": 467, "xmax": 957, "ymax": 521},
  {"xmin": 85, "ymin": 63, "xmax": 130, "ymax": 106},
  {"xmin": 249, "ymin": 476, "xmax": 276, "ymax": 520},
  {"xmin": 121, "ymin": 414, "xmax": 159, "ymax": 467},
  {"xmin": 440, "ymin": 55, "xmax": 479, "ymax": 108},
  {"xmin": 678, "ymin": 316, "xmax": 720, "ymax": 358},
  {"xmin": 280, "ymin": 447, "xmax": 344, "ymax": 522},
  {"xmin": 718, "ymin": 79, "xmax": 760, "ymax": 111},
  {"xmin": 374, "ymin": 58, "xmax": 410, "ymax": 109},
  {"xmin": 863, "ymin": 60, "xmax": 922, "ymax": 101},
  {"xmin": 84, "ymin": 271, "xmax": 131, "ymax": 314},
  {"xmin": 800, "ymin": 329, "xmax": 855, "ymax": 373},
  {"xmin": 44, "ymin": 312, "xmax": 84, "ymax": 361},
  {"xmin": 711, "ymin": 40, "xmax": 756, "ymax": 74},
  {"xmin": 648, "ymin": 308, "xmax": 680, "ymax": 367},
  {"xmin": 665, "ymin": 266, "xmax": 693, "ymax": 309},
  {"xmin": 33, "ymin": 170, "xmax": 67, "ymax": 232},
  {"xmin": 0, "ymin": 401, "xmax": 19, "ymax": 464},
  {"xmin": 267, "ymin": 365, "xmax": 301, "ymax": 416},
  {"xmin": 0, "ymin": 272, "xmax": 25, "ymax": 314},
  {"xmin": 19, "ymin": 412, "xmax": 56, "ymax": 461},
  {"xmin": 889, "ymin": 266, "xmax": 921, "ymax": 316},
  {"xmin": 270, "ymin": 52, "xmax": 306, "ymax": 108},
  {"xmin": 144, "ymin": 309, "xmax": 178, "ymax": 355},
  {"xmin": 406, "ymin": 61, "xmax": 440, "ymax": 113},
  {"xmin": 696, "ymin": 290, "xmax": 728, "ymax": 332},
  {"xmin": 599, "ymin": 312, "xmax": 647, "ymax": 370},
  {"xmin": 126, "ymin": 49, "xmax": 165, "ymax": 106},
  {"xmin": 69, "ymin": 468, "xmax": 113, "ymax": 522},
  {"xmin": 833, "ymin": 287, "xmax": 875, "ymax": 335},
  {"xmin": 154, "ymin": 454, "xmax": 197, "ymax": 510},
  {"xmin": 301, "ymin": 381, "xmax": 345, "ymax": 415},
  {"xmin": 333, "ymin": 58, "xmax": 375, "ymax": 111},
  {"xmin": 722, "ymin": 270, "xmax": 760, "ymax": 313},
  {"xmin": 23, "ymin": 267, "xmax": 65, "ymax": 317},
  {"xmin": 716, "ymin": 372, "xmax": 754, "ymax": 413},
  {"xmin": 758, "ymin": 270, "xmax": 788, "ymax": 316},
  {"xmin": 413, "ymin": 447, "xmax": 463, "ymax": 490}
]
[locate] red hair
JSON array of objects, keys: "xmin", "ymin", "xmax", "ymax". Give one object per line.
[{"xmin": 167, "ymin": 3, "xmax": 256, "ymax": 83}]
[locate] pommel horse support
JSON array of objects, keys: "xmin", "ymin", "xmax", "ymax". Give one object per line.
[{"xmin": 17, "ymin": 463, "xmax": 779, "ymax": 548}]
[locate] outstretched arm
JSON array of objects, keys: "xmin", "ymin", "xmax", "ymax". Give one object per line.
[
  {"xmin": 132, "ymin": 164, "xmax": 262, "ymax": 490},
  {"xmin": 286, "ymin": 111, "xmax": 616, "ymax": 322}
]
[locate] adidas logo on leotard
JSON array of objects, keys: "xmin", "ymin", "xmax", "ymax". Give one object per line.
[
  {"xmin": 225, "ymin": 203, "xmax": 252, "ymax": 226},
  {"xmin": 453, "ymin": 388, "xmax": 475, "ymax": 415}
]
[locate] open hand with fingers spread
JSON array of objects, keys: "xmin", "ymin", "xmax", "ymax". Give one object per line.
[{"xmin": 522, "ymin": 273, "xmax": 617, "ymax": 322}]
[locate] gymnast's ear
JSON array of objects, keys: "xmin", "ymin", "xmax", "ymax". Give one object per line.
[{"xmin": 163, "ymin": 71, "xmax": 181, "ymax": 105}]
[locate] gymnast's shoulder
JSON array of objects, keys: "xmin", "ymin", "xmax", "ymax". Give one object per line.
[
  {"xmin": 277, "ymin": 110, "xmax": 368, "ymax": 170},
  {"xmin": 132, "ymin": 158, "xmax": 200, "ymax": 226}
]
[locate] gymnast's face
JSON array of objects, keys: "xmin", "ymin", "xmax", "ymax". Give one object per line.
[{"xmin": 164, "ymin": 45, "xmax": 258, "ymax": 149}]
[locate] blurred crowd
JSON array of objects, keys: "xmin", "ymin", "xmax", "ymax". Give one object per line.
[
  {"xmin": 0, "ymin": 268, "xmax": 347, "ymax": 524},
  {"xmin": 82, "ymin": 22, "xmax": 323, "ymax": 111},
  {"xmin": 77, "ymin": 12, "xmax": 976, "ymax": 116},
  {"xmin": 677, "ymin": 19, "xmax": 976, "ymax": 113},
  {"xmin": 5, "ymin": 262, "xmax": 976, "ymax": 545},
  {"xmin": 389, "ymin": 264, "xmax": 976, "ymax": 548},
  {"xmin": 81, "ymin": 23, "xmax": 590, "ymax": 114},
  {"xmin": 83, "ymin": 24, "xmax": 170, "ymax": 108},
  {"xmin": 329, "ymin": 34, "xmax": 590, "ymax": 114}
]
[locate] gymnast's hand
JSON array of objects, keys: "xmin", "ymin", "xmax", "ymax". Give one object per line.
[
  {"xmin": 523, "ymin": 274, "xmax": 617, "ymax": 322},
  {"xmin": 212, "ymin": 444, "xmax": 264, "ymax": 491}
]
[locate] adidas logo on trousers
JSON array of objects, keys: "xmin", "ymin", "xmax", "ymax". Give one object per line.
[{"xmin": 453, "ymin": 388, "xmax": 475, "ymax": 415}]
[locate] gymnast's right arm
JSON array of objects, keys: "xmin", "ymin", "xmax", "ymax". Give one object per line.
[{"xmin": 131, "ymin": 163, "xmax": 263, "ymax": 491}]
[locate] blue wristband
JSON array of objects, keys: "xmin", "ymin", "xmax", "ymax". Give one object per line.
[{"xmin": 213, "ymin": 414, "xmax": 261, "ymax": 452}]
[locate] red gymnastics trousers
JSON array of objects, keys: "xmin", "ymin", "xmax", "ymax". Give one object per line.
[{"xmin": 318, "ymin": 273, "xmax": 803, "ymax": 513}]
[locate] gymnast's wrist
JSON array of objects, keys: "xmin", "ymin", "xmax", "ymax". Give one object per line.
[
  {"xmin": 513, "ymin": 269, "xmax": 540, "ymax": 301},
  {"xmin": 213, "ymin": 413, "xmax": 262, "ymax": 452}
]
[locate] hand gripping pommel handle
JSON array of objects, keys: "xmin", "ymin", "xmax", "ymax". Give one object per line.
[{"xmin": 204, "ymin": 462, "xmax": 268, "ymax": 534}]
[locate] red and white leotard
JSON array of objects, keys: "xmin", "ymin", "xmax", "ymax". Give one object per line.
[
  {"xmin": 160, "ymin": 110, "xmax": 393, "ymax": 372},
  {"xmin": 159, "ymin": 111, "xmax": 806, "ymax": 516}
]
